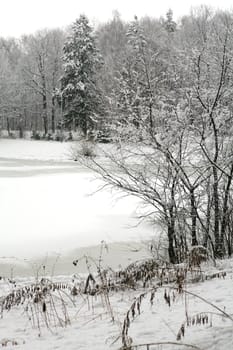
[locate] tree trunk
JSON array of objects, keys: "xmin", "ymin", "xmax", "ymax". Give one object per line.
[
  {"xmin": 149, "ymin": 101, "xmax": 153, "ymax": 132},
  {"xmin": 18, "ymin": 116, "xmax": 24, "ymax": 138},
  {"xmin": 168, "ymin": 225, "xmax": 177, "ymax": 264},
  {"xmin": 83, "ymin": 117, "xmax": 88, "ymax": 138},
  {"xmin": 213, "ymin": 166, "xmax": 222, "ymax": 258},
  {"xmin": 51, "ymin": 95, "xmax": 56, "ymax": 134},
  {"xmin": 190, "ymin": 188, "xmax": 198, "ymax": 246},
  {"xmin": 6, "ymin": 117, "xmax": 11, "ymax": 136},
  {"xmin": 168, "ymin": 199, "xmax": 178, "ymax": 264},
  {"xmin": 42, "ymin": 93, "xmax": 48, "ymax": 135},
  {"xmin": 227, "ymin": 221, "xmax": 233, "ymax": 257},
  {"xmin": 221, "ymin": 164, "xmax": 233, "ymax": 256},
  {"xmin": 203, "ymin": 185, "xmax": 211, "ymax": 248}
]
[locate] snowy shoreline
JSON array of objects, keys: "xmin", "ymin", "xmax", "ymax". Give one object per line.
[{"xmin": 0, "ymin": 240, "xmax": 151, "ymax": 278}]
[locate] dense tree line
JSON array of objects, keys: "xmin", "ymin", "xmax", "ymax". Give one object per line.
[
  {"xmin": 0, "ymin": 8, "xmax": 198, "ymax": 137},
  {"xmin": 0, "ymin": 29, "xmax": 64, "ymax": 136},
  {"xmin": 2, "ymin": 7, "xmax": 233, "ymax": 261}
]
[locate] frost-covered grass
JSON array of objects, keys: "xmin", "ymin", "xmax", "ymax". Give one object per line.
[{"xmin": 0, "ymin": 257, "xmax": 233, "ymax": 350}]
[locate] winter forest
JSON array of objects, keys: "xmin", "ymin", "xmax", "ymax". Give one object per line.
[
  {"xmin": 2, "ymin": 7, "xmax": 232, "ymax": 262},
  {"xmin": 1, "ymin": 5, "xmax": 233, "ymax": 350}
]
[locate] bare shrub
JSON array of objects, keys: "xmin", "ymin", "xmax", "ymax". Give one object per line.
[
  {"xmin": 188, "ymin": 246, "xmax": 209, "ymax": 267},
  {"xmin": 70, "ymin": 141, "xmax": 96, "ymax": 160}
]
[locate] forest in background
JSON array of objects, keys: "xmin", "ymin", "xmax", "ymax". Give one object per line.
[{"xmin": 0, "ymin": 6, "xmax": 219, "ymax": 139}]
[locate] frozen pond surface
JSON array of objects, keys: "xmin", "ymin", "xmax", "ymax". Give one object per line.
[{"xmin": 0, "ymin": 139, "xmax": 154, "ymax": 275}]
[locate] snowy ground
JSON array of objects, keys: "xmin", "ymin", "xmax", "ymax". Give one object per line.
[
  {"xmin": 0, "ymin": 139, "xmax": 154, "ymax": 276},
  {"xmin": 0, "ymin": 259, "xmax": 233, "ymax": 350},
  {"xmin": 0, "ymin": 139, "xmax": 233, "ymax": 350}
]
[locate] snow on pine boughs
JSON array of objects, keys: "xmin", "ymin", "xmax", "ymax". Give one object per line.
[{"xmin": 60, "ymin": 14, "xmax": 104, "ymax": 136}]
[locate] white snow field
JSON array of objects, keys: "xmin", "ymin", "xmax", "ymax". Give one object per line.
[
  {"xmin": 0, "ymin": 139, "xmax": 154, "ymax": 276},
  {"xmin": 0, "ymin": 139, "xmax": 233, "ymax": 350}
]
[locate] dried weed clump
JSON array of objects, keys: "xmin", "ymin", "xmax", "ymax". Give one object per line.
[
  {"xmin": 0, "ymin": 278, "xmax": 72, "ymax": 335},
  {"xmin": 118, "ymin": 275, "xmax": 232, "ymax": 350},
  {"xmin": 0, "ymin": 242, "xmax": 230, "ymax": 348},
  {"xmin": 0, "ymin": 338, "xmax": 26, "ymax": 347},
  {"xmin": 70, "ymin": 244, "xmax": 230, "ymax": 350},
  {"xmin": 188, "ymin": 246, "xmax": 209, "ymax": 268}
]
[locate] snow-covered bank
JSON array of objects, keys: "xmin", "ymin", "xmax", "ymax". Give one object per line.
[
  {"xmin": 0, "ymin": 241, "xmax": 150, "ymax": 277},
  {"xmin": 0, "ymin": 139, "xmax": 73, "ymax": 161},
  {"xmin": 0, "ymin": 258, "xmax": 233, "ymax": 350}
]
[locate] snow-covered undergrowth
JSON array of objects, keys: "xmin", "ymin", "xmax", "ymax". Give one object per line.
[{"xmin": 0, "ymin": 256, "xmax": 233, "ymax": 350}]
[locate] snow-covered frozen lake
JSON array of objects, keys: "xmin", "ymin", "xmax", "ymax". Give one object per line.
[{"xmin": 0, "ymin": 139, "xmax": 154, "ymax": 276}]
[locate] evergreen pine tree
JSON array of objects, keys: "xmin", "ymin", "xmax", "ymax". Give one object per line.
[{"xmin": 61, "ymin": 15, "xmax": 104, "ymax": 136}]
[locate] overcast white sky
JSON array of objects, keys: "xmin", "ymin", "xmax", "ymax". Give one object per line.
[{"xmin": 0, "ymin": 0, "xmax": 233, "ymax": 38}]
